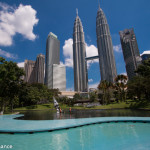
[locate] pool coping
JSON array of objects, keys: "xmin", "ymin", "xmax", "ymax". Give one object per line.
[{"xmin": 1, "ymin": 115, "xmax": 150, "ymax": 134}]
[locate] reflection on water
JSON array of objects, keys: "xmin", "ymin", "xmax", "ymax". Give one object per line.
[
  {"xmin": 1, "ymin": 123, "xmax": 150, "ymax": 150},
  {"xmin": 15, "ymin": 109, "xmax": 150, "ymax": 120}
]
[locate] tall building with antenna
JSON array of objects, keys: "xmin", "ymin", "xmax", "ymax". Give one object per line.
[
  {"xmin": 119, "ymin": 28, "xmax": 141, "ymax": 80},
  {"xmin": 96, "ymin": 4, "xmax": 117, "ymax": 83},
  {"xmin": 73, "ymin": 9, "xmax": 88, "ymax": 92}
]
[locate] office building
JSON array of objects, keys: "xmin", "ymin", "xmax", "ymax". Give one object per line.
[
  {"xmin": 53, "ymin": 64, "xmax": 66, "ymax": 91},
  {"xmin": 73, "ymin": 10, "xmax": 88, "ymax": 92},
  {"xmin": 119, "ymin": 28, "xmax": 141, "ymax": 80},
  {"xmin": 24, "ymin": 54, "xmax": 45, "ymax": 84},
  {"xmin": 96, "ymin": 5, "xmax": 117, "ymax": 83},
  {"xmin": 35, "ymin": 54, "xmax": 45, "ymax": 84},
  {"xmin": 24, "ymin": 60, "xmax": 35, "ymax": 83},
  {"xmin": 45, "ymin": 32, "xmax": 60, "ymax": 89}
]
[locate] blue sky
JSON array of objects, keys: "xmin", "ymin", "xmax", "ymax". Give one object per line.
[{"xmin": 0, "ymin": 0, "xmax": 150, "ymax": 90}]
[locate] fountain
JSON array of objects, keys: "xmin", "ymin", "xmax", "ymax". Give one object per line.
[{"xmin": 53, "ymin": 97, "xmax": 60, "ymax": 114}]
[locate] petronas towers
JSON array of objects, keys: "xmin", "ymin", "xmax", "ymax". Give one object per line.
[
  {"xmin": 73, "ymin": 5, "xmax": 117, "ymax": 92},
  {"xmin": 96, "ymin": 6, "xmax": 117, "ymax": 83},
  {"xmin": 73, "ymin": 10, "xmax": 88, "ymax": 92}
]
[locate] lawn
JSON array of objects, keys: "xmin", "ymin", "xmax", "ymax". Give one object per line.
[
  {"xmin": 14, "ymin": 101, "xmax": 131, "ymax": 111},
  {"xmin": 11, "ymin": 100, "xmax": 150, "ymax": 112},
  {"xmin": 14, "ymin": 103, "xmax": 54, "ymax": 111}
]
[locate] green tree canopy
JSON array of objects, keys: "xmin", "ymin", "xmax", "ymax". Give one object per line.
[
  {"xmin": 0, "ymin": 57, "xmax": 25, "ymax": 112},
  {"xmin": 114, "ymin": 74, "xmax": 128, "ymax": 102},
  {"xmin": 128, "ymin": 58, "xmax": 150, "ymax": 101}
]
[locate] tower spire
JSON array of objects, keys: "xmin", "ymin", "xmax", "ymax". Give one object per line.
[
  {"xmin": 76, "ymin": 8, "xmax": 78, "ymax": 16},
  {"xmin": 98, "ymin": 0, "xmax": 100, "ymax": 9}
]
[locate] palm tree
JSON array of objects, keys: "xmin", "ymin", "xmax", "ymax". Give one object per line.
[
  {"xmin": 98, "ymin": 80, "xmax": 112, "ymax": 105},
  {"xmin": 114, "ymin": 74, "xmax": 128, "ymax": 102}
]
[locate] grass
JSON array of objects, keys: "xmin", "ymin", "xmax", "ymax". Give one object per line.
[
  {"xmin": 14, "ymin": 103, "xmax": 54, "ymax": 111},
  {"xmin": 129, "ymin": 100, "xmax": 150, "ymax": 110},
  {"xmin": 13, "ymin": 101, "xmax": 132, "ymax": 111},
  {"xmin": 14, "ymin": 103, "xmax": 86, "ymax": 111},
  {"xmin": 95, "ymin": 102, "xmax": 131, "ymax": 109},
  {"xmin": 9, "ymin": 99, "xmax": 150, "ymax": 112}
]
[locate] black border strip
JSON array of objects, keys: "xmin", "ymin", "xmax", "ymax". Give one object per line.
[{"xmin": 0, "ymin": 120, "xmax": 149, "ymax": 134}]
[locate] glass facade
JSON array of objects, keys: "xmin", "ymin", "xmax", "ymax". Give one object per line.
[
  {"xmin": 45, "ymin": 32, "xmax": 60, "ymax": 89},
  {"xmin": 73, "ymin": 13, "xmax": 88, "ymax": 92},
  {"xmin": 96, "ymin": 6, "xmax": 117, "ymax": 83},
  {"xmin": 53, "ymin": 64, "xmax": 66, "ymax": 91},
  {"xmin": 119, "ymin": 28, "xmax": 141, "ymax": 80}
]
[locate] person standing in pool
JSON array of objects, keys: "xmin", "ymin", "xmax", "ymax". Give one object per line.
[{"xmin": 69, "ymin": 107, "xmax": 71, "ymax": 113}]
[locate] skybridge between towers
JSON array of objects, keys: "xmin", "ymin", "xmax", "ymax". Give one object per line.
[{"xmin": 85, "ymin": 56, "xmax": 99, "ymax": 61}]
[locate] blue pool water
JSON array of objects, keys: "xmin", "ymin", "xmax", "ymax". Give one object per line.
[{"xmin": 0, "ymin": 122, "xmax": 150, "ymax": 150}]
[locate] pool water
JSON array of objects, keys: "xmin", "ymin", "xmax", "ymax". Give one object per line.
[{"xmin": 0, "ymin": 122, "xmax": 150, "ymax": 150}]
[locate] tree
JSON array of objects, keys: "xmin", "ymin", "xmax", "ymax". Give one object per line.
[
  {"xmin": 128, "ymin": 58, "xmax": 150, "ymax": 101},
  {"xmin": 135, "ymin": 58, "xmax": 150, "ymax": 77},
  {"xmin": 73, "ymin": 93, "xmax": 82, "ymax": 101},
  {"xmin": 114, "ymin": 74, "xmax": 128, "ymax": 102},
  {"xmin": 89, "ymin": 92, "xmax": 97, "ymax": 102},
  {"xmin": 18, "ymin": 83, "xmax": 60, "ymax": 106},
  {"xmin": 0, "ymin": 57, "xmax": 25, "ymax": 112},
  {"xmin": 127, "ymin": 76, "xmax": 145, "ymax": 101},
  {"xmin": 97, "ymin": 80, "xmax": 112, "ymax": 105}
]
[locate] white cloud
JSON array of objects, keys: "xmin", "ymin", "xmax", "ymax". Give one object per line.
[
  {"xmin": 120, "ymin": 72, "xmax": 127, "ymax": 76},
  {"xmin": 60, "ymin": 61, "xmax": 64, "ymax": 65},
  {"xmin": 63, "ymin": 38, "xmax": 73, "ymax": 67},
  {"xmin": 17, "ymin": 62, "xmax": 24, "ymax": 68},
  {"xmin": 0, "ymin": 49, "xmax": 17, "ymax": 59},
  {"xmin": 0, "ymin": 3, "xmax": 39, "ymax": 46},
  {"xmin": 89, "ymin": 82, "xmax": 99, "ymax": 89},
  {"xmin": 65, "ymin": 58, "xmax": 73, "ymax": 67},
  {"xmin": 86, "ymin": 44, "xmax": 99, "ymax": 68},
  {"xmin": 63, "ymin": 38, "xmax": 99, "ymax": 68},
  {"xmin": 113, "ymin": 44, "xmax": 122, "ymax": 53},
  {"xmin": 141, "ymin": 50, "xmax": 150, "ymax": 56},
  {"xmin": 0, "ymin": 2, "xmax": 13, "ymax": 11},
  {"xmin": 88, "ymin": 79, "xmax": 93, "ymax": 83}
]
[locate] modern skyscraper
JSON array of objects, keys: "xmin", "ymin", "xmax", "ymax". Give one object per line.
[
  {"xmin": 24, "ymin": 60, "xmax": 35, "ymax": 83},
  {"xmin": 53, "ymin": 64, "xmax": 66, "ymax": 91},
  {"xmin": 96, "ymin": 5, "xmax": 117, "ymax": 83},
  {"xmin": 24, "ymin": 54, "xmax": 45, "ymax": 84},
  {"xmin": 119, "ymin": 28, "xmax": 141, "ymax": 80},
  {"xmin": 35, "ymin": 54, "xmax": 45, "ymax": 84},
  {"xmin": 73, "ymin": 10, "xmax": 88, "ymax": 92},
  {"xmin": 45, "ymin": 32, "xmax": 60, "ymax": 89}
]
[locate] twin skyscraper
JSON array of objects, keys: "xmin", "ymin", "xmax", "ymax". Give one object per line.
[
  {"xmin": 24, "ymin": 5, "xmax": 142, "ymax": 92},
  {"xmin": 73, "ymin": 5, "xmax": 117, "ymax": 92}
]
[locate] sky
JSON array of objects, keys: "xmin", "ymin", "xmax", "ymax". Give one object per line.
[{"xmin": 0, "ymin": 0, "xmax": 150, "ymax": 90}]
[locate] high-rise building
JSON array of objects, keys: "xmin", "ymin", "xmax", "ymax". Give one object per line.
[
  {"xmin": 119, "ymin": 28, "xmax": 141, "ymax": 80},
  {"xmin": 53, "ymin": 64, "xmax": 66, "ymax": 91},
  {"xmin": 45, "ymin": 32, "xmax": 60, "ymax": 89},
  {"xmin": 73, "ymin": 10, "xmax": 88, "ymax": 92},
  {"xmin": 96, "ymin": 5, "xmax": 117, "ymax": 83},
  {"xmin": 24, "ymin": 54, "xmax": 45, "ymax": 84},
  {"xmin": 35, "ymin": 54, "xmax": 45, "ymax": 84},
  {"xmin": 24, "ymin": 60, "xmax": 35, "ymax": 83},
  {"xmin": 141, "ymin": 51, "xmax": 150, "ymax": 61}
]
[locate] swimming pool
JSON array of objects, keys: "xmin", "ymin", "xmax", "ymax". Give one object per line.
[
  {"xmin": 1, "ymin": 115, "xmax": 150, "ymax": 150},
  {"xmin": 0, "ymin": 122, "xmax": 150, "ymax": 150}
]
